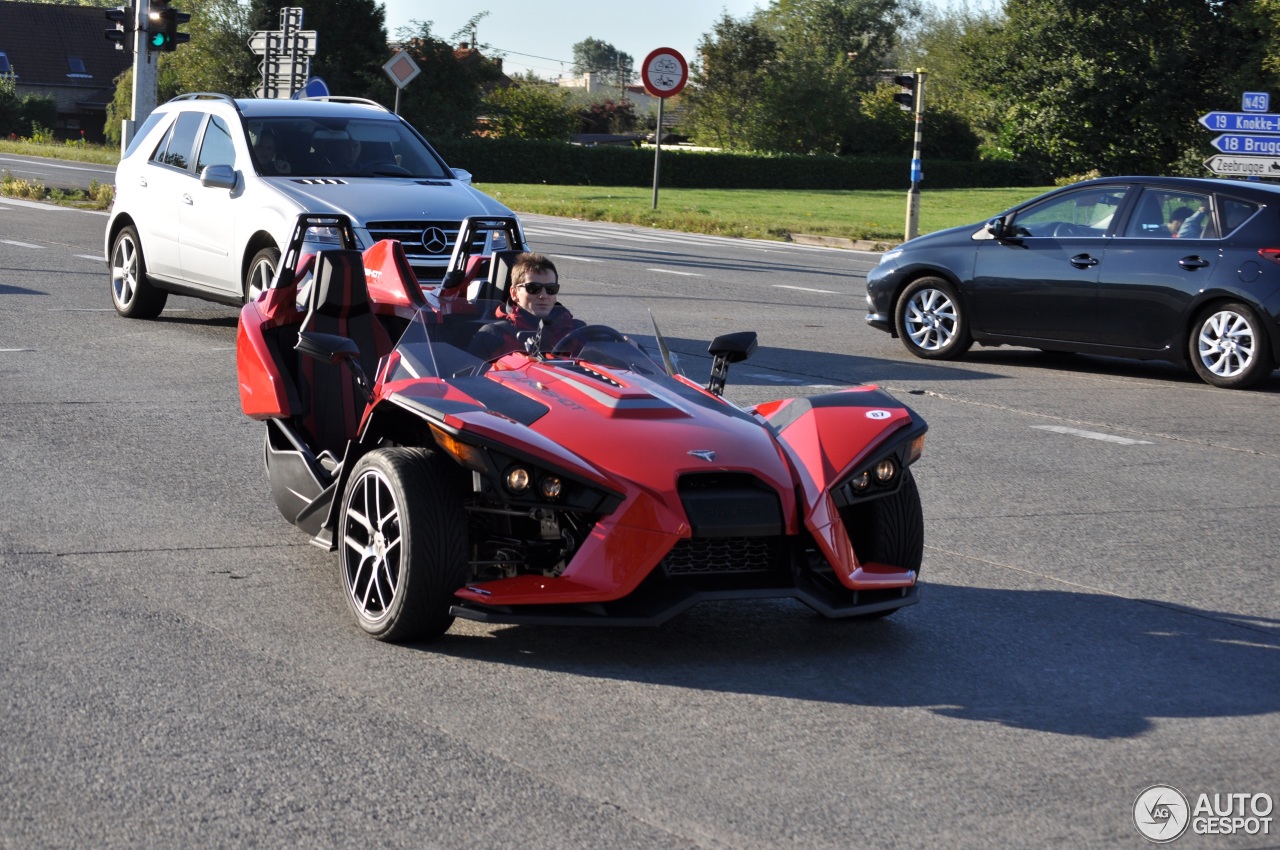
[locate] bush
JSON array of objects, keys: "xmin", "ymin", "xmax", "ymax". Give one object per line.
[{"xmin": 431, "ymin": 136, "xmax": 1047, "ymax": 190}]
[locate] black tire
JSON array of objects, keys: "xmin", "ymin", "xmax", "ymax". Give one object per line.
[
  {"xmin": 847, "ymin": 468, "xmax": 924, "ymax": 620},
  {"xmin": 245, "ymin": 246, "xmax": 281, "ymax": 304},
  {"xmin": 109, "ymin": 225, "xmax": 167, "ymax": 319},
  {"xmin": 339, "ymin": 448, "xmax": 468, "ymax": 642},
  {"xmin": 1188, "ymin": 301, "xmax": 1273, "ymax": 389},
  {"xmin": 894, "ymin": 277, "xmax": 972, "ymax": 360}
]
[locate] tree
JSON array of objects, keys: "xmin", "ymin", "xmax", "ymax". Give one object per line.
[
  {"xmin": 684, "ymin": 0, "xmax": 916, "ymax": 154},
  {"xmin": 572, "ymin": 38, "xmax": 633, "ymax": 87},
  {"xmin": 481, "ymin": 83, "xmax": 579, "ymax": 141},
  {"xmin": 683, "ymin": 14, "xmax": 778, "ymax": 150},
  {"xmin": 961, "ymin": 0, "xmax": 1239, "ymax": 176},
  {"xmin": 389, "ymin": 20, "xmax": 506, "ymax": 139}
]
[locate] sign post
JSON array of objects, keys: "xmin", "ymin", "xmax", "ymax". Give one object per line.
[
  {"xmin": 382, "ymin": 50, "xmax": 421, "ymax": 115},
  {"xmin": 1198, "ymin": 94, "xmax": 1279, "ymax": 178},
  {"xmin": 248, "ymin": 7, "xmax": 318, "ymax": 99},
  {"xmin": 640, "ymin": 47, "xmax": 688, "ymax": 211}
]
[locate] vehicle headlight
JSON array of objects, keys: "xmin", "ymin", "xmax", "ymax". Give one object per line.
[
  {"xmin": 874, "ymin": 458, "xmax": 898, "ymax": 484},
  {"xmin": 505, "ymin": 466, "xmax": 532, "ymax": 494},
  {"xmin": 850, "ymin": 471, "xmax": 871, "ymax": 492},
  {"xmin": 304, "ymin": 225, "xmax": 343, "ymax": 245},
  {"xmin": 539, "ymin": 475, "xmax": 563, "ymax": 500}
]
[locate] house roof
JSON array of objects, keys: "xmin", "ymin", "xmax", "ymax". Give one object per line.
[{"xmin": 0, "ymin": 1, "xmax": 131, "ymax": 89}]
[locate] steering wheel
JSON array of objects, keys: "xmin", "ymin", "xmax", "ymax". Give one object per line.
[
  {"xmin": 363, "ymin": 162, "xmax": 413, "ymax": 177},
  {"xmin": 1051, "ymin": 222, "xmax": 1081, "ymax": 238},
  {"xmin": 548, "ymin": 324, "xmax": 628, "ymax": 357}
]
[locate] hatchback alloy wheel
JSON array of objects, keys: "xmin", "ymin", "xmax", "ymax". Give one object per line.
[
  {"xmin": 894, "ymin": 276, "xmax": 972, "ymax": 360},
  {"xmin": 1190, "ymin": 302, "xmax": 1270, "ymax": 389}
]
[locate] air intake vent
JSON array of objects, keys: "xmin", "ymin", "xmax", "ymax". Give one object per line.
[
  {"xmin": 291, "ymin": 178, "xmax": 348, "ymax": 185},
  {"xmin": 415, "ymin": 180, "xmax": 452, "ymax": 186},
  {"xmin": 677, "ymin": 472, "xmax": 783, "ymax": 538},
  {"xmin": 661, "ymin": 537, "xmax": 786, "ymax": 576}
]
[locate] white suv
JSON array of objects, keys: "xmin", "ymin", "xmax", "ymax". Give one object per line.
[{"xmin": 105, "ymin": 93, "xmax": 516, "ymax": 318}]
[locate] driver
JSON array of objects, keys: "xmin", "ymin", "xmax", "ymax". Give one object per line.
[{"xmin": 469, "ymin": 253, "xmax": 584, "ymax": 360}]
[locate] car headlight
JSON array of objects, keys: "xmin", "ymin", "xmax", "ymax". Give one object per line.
[{"xmin": 304, "ymin": 225, "xmax": 343, "ymax": 245}]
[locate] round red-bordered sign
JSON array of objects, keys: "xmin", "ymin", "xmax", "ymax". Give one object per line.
[{"xmin": 641, "ymin": 48, "xmax": 688, "ymax": 98}]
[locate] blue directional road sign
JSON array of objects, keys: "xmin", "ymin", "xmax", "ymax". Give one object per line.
[
  {"xmin": 1199, "ymin": 112, "xmax": 1280, "ymax": 133},
  {"xmin": 1211, "ymin": 134, "xmax": 1280, "ymax": 156}
]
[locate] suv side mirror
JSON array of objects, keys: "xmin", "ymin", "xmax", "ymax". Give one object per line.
[
  {"xmin": 985, "ymin": 217, "xmax": 1007, "ymax": 239},
  {"xmin": 451, "ymin": 168, "xmax": 473, "ymax": 185},
  {"xmin": 200, "ymin": 164, "xmax": 237, "ymax": 190}
]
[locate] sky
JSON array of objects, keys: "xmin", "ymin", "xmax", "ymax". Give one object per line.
[{"xmin": 379, "ymin": 0, "xmax": 766, "ymax": 81}]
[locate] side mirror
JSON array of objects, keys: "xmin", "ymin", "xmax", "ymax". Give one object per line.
[
  {"xmin": 706, "ymin": 331, "xmax": 758, "ymax": 397},
  {"xmin": 985, "ymin": 217, "xmax": 1007, "ymax": 239},
  {"xmin": 451, "ymin": 168, "xmax": 473, "ymax": 185},
  {"xmin": 200, "ymin": 164, "xmax": 237, "ymax": 190},
  {"xmin": 708, "ymin": 331, "xmax": 758, "ymax": 364}
]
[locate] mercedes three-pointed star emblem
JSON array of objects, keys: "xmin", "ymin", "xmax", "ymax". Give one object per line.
[{"xmin": 421, "ymin": 226, "xmax": 448, "ymax": 254}]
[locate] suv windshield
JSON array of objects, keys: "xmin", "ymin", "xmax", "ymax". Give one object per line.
[{"xmin": 246, "ymin": 116, "xmax": 450, "ymax": 179}]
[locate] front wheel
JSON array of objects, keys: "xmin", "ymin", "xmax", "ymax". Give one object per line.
[
  {"xmin": 845, "ymin": 468, "xmax": 924, "ymax": 620},
  {"xmin": 1189, "ymin": 302, "xmax": 1272, "ymax": 389},
  {"xmin": 894, "ymin": 277, "xmax": 972, "ymax": 360},
  {"xmin": 339, "ymin": 448, "xmax": 467, "ymax": 642},
  {"xmin": 109, "ymin": 225, "xmax": 167, "ymax": 319},
  {"xmin": 245, "ymin": 246, "xmax": 280, "ymax": 304}
]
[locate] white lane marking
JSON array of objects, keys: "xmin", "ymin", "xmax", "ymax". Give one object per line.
[
  {"xmin": 744, "ymin": 372, "xmax": 842, "ymax": 389},
  {"xmin": 1032, "ymin": 425, "xmax": 1153, "ymax": 445},
  {"xmin": 553, "ymin": 254, "xmax": 600, "ymax": 262},
  {"xmin": 0, "ymin": 348, "xmax": 35, "ymax": 352},
  {"xmin": 75, "ymin": 254, "xmax": 106, "ymax": 262},
  {"xmin": 773, "ymin": 284, "xmax": 839, "ymax": 294},
  {"xmin": 2, "ymin": 239, "xmax": 43, "ymax": 249},
  {"xmin": 647, "ymin": 268, "xmax": 703, "ymax": 277}
]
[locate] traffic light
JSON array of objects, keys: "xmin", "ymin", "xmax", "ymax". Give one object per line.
[
  {"xmin": 146, "ymin": 0, "xmax": 190, "ymax": 52},
  {"xmin": 893, "ymin": 73, "xmax": 916, "ymax": 112},
  {"xmin": 104, "ymin": 6, "xmax": 133, "ymax": 51}
]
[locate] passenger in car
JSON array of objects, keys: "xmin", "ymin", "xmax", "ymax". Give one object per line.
[
  {"xmin": 468, "ymin": 253, "xmax": 584, "ymax": 360},
  {"xmin": 1167, "ymin": 206, "xmax": 1194, "ymax": 238},
  {"xmin": 254, "ymin": 131, "xmax": 290, "ymax": 175}
]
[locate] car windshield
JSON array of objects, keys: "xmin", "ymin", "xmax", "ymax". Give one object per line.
[
  {"xmin": 246, "ymin": 116, "xmax": 451, "ymax": 179},
  {"xmin": 384, "ymin": 303, "xmax": 676, "ymax": 386}
]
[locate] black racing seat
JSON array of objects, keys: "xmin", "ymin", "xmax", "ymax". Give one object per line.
[
  {"xmin": 469, "ymin": 249, "xmax": 521, "ymax": 303},
  {"xmin": 295, "ymin": 249, "xmax": 392, "ymax": 457}
]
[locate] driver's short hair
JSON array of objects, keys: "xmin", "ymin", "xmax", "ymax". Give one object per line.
[{"xmin": 511, "ymin": 253, "xmax": 558, "ymax": 286}]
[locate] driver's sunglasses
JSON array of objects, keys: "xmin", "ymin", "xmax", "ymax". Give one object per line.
[{"xmin": 516, "ymin": 282, "xmax": 560, "ymax": 295}]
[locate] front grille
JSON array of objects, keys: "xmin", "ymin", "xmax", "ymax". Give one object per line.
[
  {"xmin": 661, "ymin": 536, "xmax": 786, "ymax": 576},
  {"xmin": 364, "ymin": 220, "xmax": 485, "ymax": 285}
]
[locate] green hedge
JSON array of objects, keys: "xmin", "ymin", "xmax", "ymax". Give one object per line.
[{"xmin": 430, "ymin": 136, "xmax": 1048, "ymax": 190}]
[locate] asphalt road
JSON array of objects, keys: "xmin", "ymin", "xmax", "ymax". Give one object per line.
[
  {"xmin": 1, "ymin": 197, "xmax": 1277, "ymax": 849},
  {"xmin": 0, "ymin": 153, "xmax": 117, "ymax": 192}
]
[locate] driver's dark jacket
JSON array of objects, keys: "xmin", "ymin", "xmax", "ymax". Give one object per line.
[{"xmin": 468, "ymin": 302, "xmax": 584, "ymax": 360}]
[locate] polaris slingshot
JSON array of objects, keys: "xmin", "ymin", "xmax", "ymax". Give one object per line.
[{"xmin": 236, "ymin": 215, "xmax": 929, "ymax": 642}]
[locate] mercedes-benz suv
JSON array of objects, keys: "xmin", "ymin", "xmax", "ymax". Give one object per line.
[{"xmin": 105, "ymin": 93, "xmax": 516, "ymax": 318}]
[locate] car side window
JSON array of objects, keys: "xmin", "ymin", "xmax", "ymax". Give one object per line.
[
  {"xmin": 1219, "ymin": 197, "xmax": 1260, "ymax": 236},
  {"xmin": 195, "ymin": 115, "xmax": 236, "ymax": 174},
  {"xmin": 150, "ymin": 110, "xmax": 204, "ymax": 172},
  {"xmin": 1011, "ymin": 187, "xmax": 1128, "ymax": 238},
  {"xmin": 1121, "ymin": 189, "xmax": 1215, "ymax": 239}
]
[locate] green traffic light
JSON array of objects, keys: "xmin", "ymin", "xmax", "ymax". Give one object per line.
[{"xmin": 150, "ymin": 32, "xmax": 168, "ymax": 48}]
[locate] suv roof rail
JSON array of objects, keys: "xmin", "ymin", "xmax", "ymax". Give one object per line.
[
  {"xmin": 298, "ymin": 95, "xmax": 390, "ymax": 112},
  {"xmin": 167, "ymin": 92, "xmax": 244, "ymax": 114}
]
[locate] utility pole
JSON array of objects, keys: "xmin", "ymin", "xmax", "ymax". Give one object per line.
[
  {"xmin": 900, "ymin": 68, "xmax": 927, "ymax": 242},
  {"xmin": 123, "ymin": 1, "xmax": 158, "ymax": 152}
]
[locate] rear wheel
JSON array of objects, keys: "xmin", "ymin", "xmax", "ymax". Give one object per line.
[
  {"xmin": 895, "ymin": 277, "xmax": 972, "ymax": 360},
  {"xmin": 1189, "ymin": 301, "xmax": 1272, "ymax": 389},
  {"xmin": 245, "ymin": 246, "xmax": 280, "ymax": 304},
  {"xmin": 109, "ymin": 225, "xmax": 167, "ymax": 319},
  {"xmin": 339, "ymin": 448, "xmax": 467, "ymax": 642}
]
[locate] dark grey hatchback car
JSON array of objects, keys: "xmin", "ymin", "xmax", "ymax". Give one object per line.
[{"xmin": 865, "ymin": 176, "xmax": 1280, "ymax": 388}]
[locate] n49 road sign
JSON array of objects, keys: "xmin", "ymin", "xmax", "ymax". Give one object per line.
[{"xmin": 1204, "ymin": 155, "xmax": 1280, "ymax": 176}]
